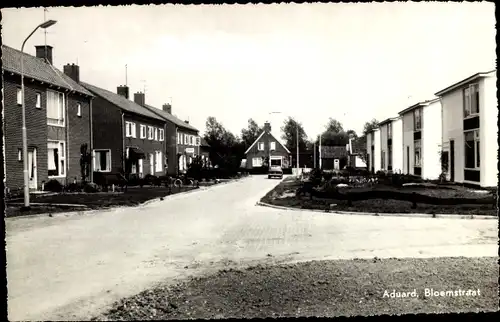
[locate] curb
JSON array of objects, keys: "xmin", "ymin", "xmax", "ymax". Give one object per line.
[{"xmin": 256, "ymin": 201, "xmax": 498, "ymax": 220}]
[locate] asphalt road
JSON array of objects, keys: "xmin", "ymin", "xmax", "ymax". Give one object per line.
[{"xmin": 6, "ymin": 175, "xmax": 497, "ymax": 321}]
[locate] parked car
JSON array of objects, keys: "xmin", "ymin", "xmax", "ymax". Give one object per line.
[{"xmin": 268, "ymin": 166, "xmax": 283, "ymax": 179}]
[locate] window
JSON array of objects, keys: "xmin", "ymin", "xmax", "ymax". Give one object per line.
[
  {"xmin": 387, "ymin": 123, "xmax": 392, "ymax": 138},
  {"xmin": 464, "ymin": 129, "xmax": 480, "ymax": 169},
  {"xmin": 381, "ymin": 150, "xmax": 385, "ymax": 169},
  {"xmin": 196, "ymin": 137, "xmax": 201, "ymax": 146},
  {"xmin": 17, "ymin": 88, "xmax": 22, "ymax": 105},
  {"xmin": 177, "ymin": 132, "xmax": 181, "ymax": 144},
  {"xmin": 148, "ymin": 126, "xmax": 154, "ymax": 140},
  {"xmin": 48, "ymin": 141, "xmax": 65, "ymax": 177},
  {"xmin": 414, "ymin": 108, "xmax": 422, "ymax": 131},
  {"xmin": 35, "ymin": 92, "xmax": 41, "ymax": 108},
  {"xmin": 258, "ymin": 142, "xmax": 264, "ymax": 151},
  {"xmin": 159, "ymin": 129, "xmax": 164, "ymax": 141},
  {"xmin": 184, "ymin": 134, "xmax": 188, "ymax": 145},
  {"xmin": 252, "ymin": 157, "xmax": 263, "ymax": 167},
  {"xmin": 93, "ymin": 149, "xmax": 111, "ymax": 172},
  {"xmin": 371, "ymin": 132, "xmax": 374, "ymax": 141},
  {"xmin": 18, "ymin": 148, "xmax": 22, "ymax": 161},
  {"xmin": 414, "ymin": 140, "xmax": 421, "ymax": 167},
  {"xmin": 140, "ymin": 125, "xmax": 147, "ymax": 139},
  {"xmin": 464, "ymin": 84, "xmax": 479, "ymax": 117},
  {"xmin": 270, "ymin": 142, "xmax": 276, "ymax": 151},
  {"xmin": 47, "ymin": 90, "xmax": 65, "ymax": 126},
  {"xmin": 155, "ymin": 151, "xmax": 162, "ymax": 172},
  {"xmin": 76, "ymin": 103, "xmax": 81, "ymax": 117},
  {"xmin": 154, "ymin": 128, "xmax": 158, "ymax": 141},
  {"xmin": 125, "ymin": 122, "xmax": 136, "ymax": 138},
  {"xmin": 191, "ymin": 135, "xmax": 195, "ymax": 146},
  {"xmin": 138, "ymin": 159, "xmax": 144, "ymax": 178}
]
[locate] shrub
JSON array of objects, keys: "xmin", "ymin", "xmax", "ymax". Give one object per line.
[
  {"xmin": 323, "ymin": 171, "xmax": 334, "ymax": 182},
  {"xmin": 83, "ymin": 182, "xmax": 99, "ymax": 193},
  {"xmin": 44, "ymin": 179, "xmax": 63, "ymax": 192},
  {"xmin": 65, "ymin": 182, "xmax": 82, "ymax": 192}
]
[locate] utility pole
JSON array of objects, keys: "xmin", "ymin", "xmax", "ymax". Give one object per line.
[
  {"xmin": 313, "ymin": 142, "xmax": 316, "ymax": 168},
  {"xmin": 296, "ymin": 124, "xmax": 299, "ymax": 176},
  {"xmin": 319, "ymin": 134, "xmax": 322, "ymax": 169}
]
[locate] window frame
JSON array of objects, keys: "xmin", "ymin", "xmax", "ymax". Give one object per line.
[
  {"xmin": 252, "ymin": 157, "xmax": 263, "ymax": 167},
  {"xmin": 47, "ymin": 90, "xmax": 65, "ymax": 127},
  {"xmin": 184, "ymin": 134, "xmax": 189, "ymax": 145},
  {"xmin": 414, "ymin": 139, "xmax": 422, "ymax": 167},
  {"xmin": 16, "ymin": 87, "xmax": 22, "ymax": 105},
  {"xmin": 93, "ymin": 149, "xmax": 112, "ymax": 172},
  {"xmin": 270, "ymin": 141, "xmax": 276, "ymax": 151},
  {"xmin": 140, "ymin": 124, "xmax": 147, "ymax": 139},
  {"xmin": 177, "ymin": 132, "xmax": 181, "ymax": 144},
  {"xmin": 258, "ymin": 142, "xmax": 265, "ymax": 151},
  {"xmin": 413, "ymin": 108, "xmax": 422, "ymax": 131},
  {"xmin": 159, "ymin": 129, "xmax": 165, "ymax": 141},
  {"xmin": 35, "ymin": 92, "xmax": 42, "ymax": 108},
  {"xmin": 48, "ymin": 140, "xmax": 66, "ymax": 178},
  {"xmin": 148, "ymin": 126, "xmax": 154, "ymax": 140},
  {"xmin": 464, "ymin": 129, "xmax": 480, "ymax": 170},
  {"xmin": 154, "ymin": 128, "xmax": 158, "ymax": 141},
  {"xmin": 463, "ymin": 83, "xmax": 480, "ymax": 118}
]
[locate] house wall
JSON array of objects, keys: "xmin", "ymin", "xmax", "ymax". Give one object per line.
[
  {"xmin": 373, "ymin": 129, "xmax": 381, "ymax": 172},
  {"xmin": 401, "ymin": 111, "xmax": 414, "ymax": 175},
  {"xmin": 480, "ymin": 74, "xmax": 498, "ymax": 187},
  {"xmin": 91, "ymin": 96, "xmax": 124, "ymax": 174},
  {"xmin": 422, "ymin": 100, "xmax": 442, "ymax": 180},
  {"xmin": 67, "ymin": 93, "xmax": 92, "ymax": 183},
  {"xmin": 165, "ymin": 121, "xmax": 177, "ymax": 176},
  {"xmin": 246, "ymin": 132, "xmax": 290, "ymax": 169},
  {"xmin": 379, "ymin": 124, "xmax": 388, "ymax": 171},
  {"xmin": 392, "ymin": 118, "xmax": 404, "ymax": 174},
  {"xmin": 441, "ymin": 88, "xmax": 465, "ymax": 183},
  {"xmin": 176, "ymin": 127, "xmax": 200, "ymax": 174},
  {"xmin": 123, "ymin": 113, "xmax": 166, "ymax": 176},
  {"xmin": 3, "ymin": 75, "xmax": 48, "ymax": 191}
]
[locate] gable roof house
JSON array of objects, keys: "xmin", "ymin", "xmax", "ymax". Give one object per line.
[
  {"xmin": 319, "ymin": 145, "xmax": 348, "ymax": 170},
  {"xmin": 141, "ymin": 102, "xmax": 202, "ymax": 175},
  {"xmin": 2, "ymin": 44, "xmax": 94, "ymax": 192},
  {"xmin": 77, "ymin": 82, "xmax": 167, "ymax": 183},
  {"xmin": 398, "ymin": 98, "xmax": 442, "ymax": 179},
  {"xmin": 244, "ymin": 122, "xmax": 291, "ymax": 172},
  {"xmin": 435, "ymin": 70, "xmax": 497, "ymax": 187}
]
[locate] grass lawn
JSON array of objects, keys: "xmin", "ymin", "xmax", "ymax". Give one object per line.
[
  {"xmin": 96, "ymin": 257, "xmax": 498, "ymax": 320},
  {"xmin": 5, "ymin": 186, "xmax": 198, "ymax": 218},
  {"xmin": 261, "ymin": 178, "xmax": 497, "ymax": 216}
]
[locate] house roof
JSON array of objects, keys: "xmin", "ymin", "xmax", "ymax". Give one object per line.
[
  {"xmin": 80, "ymin": 82, "xmax": 164, "ymax": 121},
  {"xmin": 398, "ymin": 97, "xmax": 440, "ymax": 115},
  {"xmin": 142, "ymin": 104, "xmax": 199, "ymax": 132},
  {"xmin": 2, "ymin": 44, "xmax": 93, "ymax": 97},
  {"xmin": 348, "ymin": 138, "xmax": 365, "ymax": 155},
  {"xmin": 244, "ymin": 129, "xmax": 291, "ymax": 154},
  {"xmin": 435, "ymin": 70, "xmax": 496, "ymax": 96},
  {"xmin": 320, "ymin": 145, "xmax": 347, "ymax": 159},
  {"xmin": 200, "ymin": 137, "xmax": 210, "ymax": 147}
]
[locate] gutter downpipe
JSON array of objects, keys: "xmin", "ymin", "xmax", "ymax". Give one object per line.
[
  {"xmin": 89, "ymin": 97, "xmax": 94, "ymax": 183},
  {"xmin": 121, "ymin": 112, "xmax": 126, "ymax": 173},
  {"xmin": 66, "ymin": 91, "xmax": 70, "ymax": 185}
]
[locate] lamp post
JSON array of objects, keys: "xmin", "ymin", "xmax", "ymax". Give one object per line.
[
  {"xmin": 269, "ymin": 112, "xmax": 300, "ymax": 176},
  {"xmin": 21, "ymin": 19, "xmax": 57, "ymax": 209}
]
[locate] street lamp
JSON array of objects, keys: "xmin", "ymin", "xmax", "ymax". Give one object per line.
[
  {"xmin": 269, "ymin": 112, "xmax": 300, "ymax": 176},
  {"xmin": 21, "ymin": 19, "xmax": 57, "ymax": 209}
]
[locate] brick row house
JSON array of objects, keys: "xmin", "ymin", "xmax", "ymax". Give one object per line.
[
  {"xmin": 2, "ymin": 44, "xmax": 94, "ymax": 192},
  {"xmin": 75, "ymin": 82, "xmax": 167, "ymax": 182},
  {"xmin": 140, "ymin": 102, "xmax": 205, "ymax": 175},
  {"xmin": 244, "ymin": 122, "xmax": 291, "ymax": 171},
  {"xmin": 365, "ymin": 69, "xmax": 497, "ymax": 187}
]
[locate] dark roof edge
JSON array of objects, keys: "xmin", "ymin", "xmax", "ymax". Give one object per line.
[
  {"xmin": 434, "ymin": 70, "xmax": 496, "ymax": 96},
  {"xmin": 398, "ymin": 97, "xmax": 440, "ymax": 115},
  {"xmin": 142, "ymin": 104, "xmax": 199, "ymax": 132}
]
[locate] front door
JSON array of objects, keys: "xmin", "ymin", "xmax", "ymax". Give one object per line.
[
  {"xmin": 449, "ymin": 140, "xmax": 455, "ymax": 182},
  {"xmin": 28, "ymin": 148, "xmax": 37, "ymax": 190}
]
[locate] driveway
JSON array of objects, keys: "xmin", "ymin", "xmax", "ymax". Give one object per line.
[{"xmin": 6, "ymin": 175, "xmax": 497, "ymax": 321}]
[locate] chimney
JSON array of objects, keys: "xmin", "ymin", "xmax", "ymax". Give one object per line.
[
  {"xmin": 63, "ymin": 63, "xmax": 80, "ymax": 83},
  {"xmin": 184, "ymin": 120, "xmax": 189, "ymax": 124},
  {"xmin": 35, "ymin": 45, "xmax": 53, "ymax": 65},
  {"xmin": 264, "ymin": 122, "xmax": 271, "ymax": 133},
  {"xmin": 134, "ymin": 92, "xmax": 145, "ymax": 106},
  {"xmin": 117, "ymin": 85, "xmax": 130, "ymax": 99},
  {"xmin": 162, "ymin": 103, "xmax": 172, "ymax": 114}
]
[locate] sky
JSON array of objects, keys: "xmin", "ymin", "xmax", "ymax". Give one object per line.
[{"xmin": 1, "ymin": 3, "xmax": 496, "ymax": 140}]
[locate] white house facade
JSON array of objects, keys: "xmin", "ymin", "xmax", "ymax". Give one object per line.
[
  {"xmin": 399, "ymin": 98, "xmax": 442, "ymax": 180},
  {"xmin": 366, "ymin": 128, "xmax": 381, "ymax": 173},
  {"xmin": 378, "ymin": 116, "xmax": 403, "ymax": 173},
  {"xmin": 391, "ymin": 117, "xmax": 404, "ymax": 174},
  {"xmin": 435, "ymin": 70, "xmax": 497, "ymax": 187}
]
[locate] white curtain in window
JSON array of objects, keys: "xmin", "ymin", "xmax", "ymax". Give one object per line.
[
  {"xmin": 94, "ymin": 150, "xmax": 100, "ymax": 171},
  {"xmin": 48, "ymin": 142, "xmax": 58, "ymax": 170},
  {"xmin": 47, "ymin": 91, "xmax": 59, "ymax": 120},
  {"xmin": 138, "ymin": 159, "xmax": 143, "ymax": 177}
]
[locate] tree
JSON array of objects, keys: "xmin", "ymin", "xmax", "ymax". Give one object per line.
[
  {"xmin": 362, "ymin": 118, "xmax": 379, "ymax": 136},
  {"xmin": 241, "ymin": 118, "xmax": 263, "ymax": 148},
  {"xmin": 204, "ymin": 116, "xmax": 244, "ymax": 170},
  {"xmin": 281, "ymin": 117, "xmax": 308, "ymax": 152},
  {"xmin": 325, "ymin": 118, "xmax": 344, "ymax": 133},
  {"xmin": 346, "ymin": 129, "xmax": 358, "ymax": 139}
]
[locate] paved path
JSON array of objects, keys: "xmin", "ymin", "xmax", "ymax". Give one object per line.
[{"xmin": 6, "ymin": 175, "xmax": 497, "ymax": 321}]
